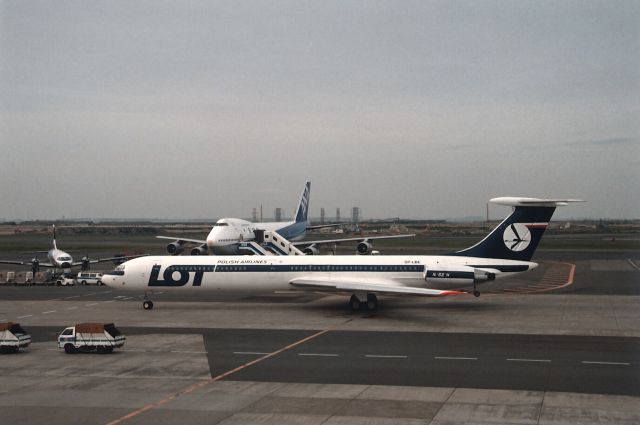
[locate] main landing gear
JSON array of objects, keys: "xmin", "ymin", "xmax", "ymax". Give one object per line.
[
  {"xmin": 349, "ymin": 293, "xmax": 378, "ymax": 311},
  {"xmin": 473, "ymin": 282, "xmax": 481, "ymax": 298}
]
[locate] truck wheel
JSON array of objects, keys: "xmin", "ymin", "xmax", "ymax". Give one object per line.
[
  {"xmin": 56, "ymin": 281, "xmax": 62, "ymax": 286},
  {"xmin": 143, "ymin": 300, "xmax": 154, "ymax": 310},
  {"xmin": 97, "ymin": 281, "xmax": 102, "ymax": 285},
  {"xmin": 81, "ymin": 280, "xmax": 87, "ymax": 285},
  {"xmin": 64, "ymin": 344, "xmax": 77, "ymax": 354}
]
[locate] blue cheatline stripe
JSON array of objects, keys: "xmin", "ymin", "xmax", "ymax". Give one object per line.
[
  {"xmin": 215, "ymin": 264, "xmax": 426, "ymax": 273},
  {"xmin": 469, "ymin": 264, "xmax": 529, "ymax": 272},
  {"xmin": 425, "ymin": 271, "xmax": 475, "ymax": 279}
]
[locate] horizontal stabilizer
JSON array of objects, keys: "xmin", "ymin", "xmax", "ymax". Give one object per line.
[
  {"xmin": 290, "ymin": 278, "xmax": 465, "ymax": 297},
  {"xmin": 491, "ymin": 197, "xmax": 585, "ymax": 207}
]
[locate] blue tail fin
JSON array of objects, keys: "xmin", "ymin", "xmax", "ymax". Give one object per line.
[
  {"xmin": 453, "ymin": 198, "xmax": 583, "ymax": 261},
  {"xmin": 294, "ymin": 181, "xmax": 311, "ymax": 223}
]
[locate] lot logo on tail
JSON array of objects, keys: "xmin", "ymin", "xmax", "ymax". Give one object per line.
[{"xmin": 503, "ymin": 223, "xmax": 531, "ymax": 252}]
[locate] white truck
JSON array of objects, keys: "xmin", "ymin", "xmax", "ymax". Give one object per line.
[
  {"xmin": 0, "ymin": 322, "xmax": 31, "ymax": 353},
  {"xmin": 58, "ymin": 323, "xmax": 125, "ymax": 354}
]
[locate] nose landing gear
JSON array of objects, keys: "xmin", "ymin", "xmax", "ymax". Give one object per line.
[{"xmin": 142, "ymin": 292, "xmax": 154, "ymax": 310}]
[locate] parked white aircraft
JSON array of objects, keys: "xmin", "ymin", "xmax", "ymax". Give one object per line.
[
  {"xmin": 0, "ymin": 225, "xmax": 143, "ymax": 274},
  {"xmin": 157, "ymin": 181, "xmax": 414, "ymax": 256},
  {"xmin": 103, "ymin": 197, "xmax": 583, "ymax": 310}
]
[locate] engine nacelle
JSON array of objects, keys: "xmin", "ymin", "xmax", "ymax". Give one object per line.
[
  {"xmin": 356, "ymin": 241, "xmax": 373, "ymax": 255},
  {"xmin": 166, "ymin": 241, "xmax": 184, "ymax": 255},
  {"xmin": 424, "ymin": 266, "xmax": 496, "ymax": 285},
  {"xmin": 190, "ymin": 244, "xmax": 208, "ymax": 256},
  {"xmin": 303, "ymin": 244, "xmax": 320, "ymax": 255}
]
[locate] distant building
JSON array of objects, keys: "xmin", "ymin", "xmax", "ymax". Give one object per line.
[
  {"xmin": 320, "ymin": 208, "xmax": 325, "ymax": 225},
  {"xmin": 351, "ymin": 207, "xmax": 360, "ymax": 224},
  {"xmin": 336, "ymin": 208, "xmax": 341, "ymax": 223},
  {"xmin": 274, "ymin": 208, "xmax": 283, "ymax": 222},
  {"xmin": 252, "ymin": 208, "xmax": 258, "ymax": 223}
]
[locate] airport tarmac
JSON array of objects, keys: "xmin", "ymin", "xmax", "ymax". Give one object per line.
[{"xmin": 0, "ymin": 249, "xmax": 639, "ymax": 424}]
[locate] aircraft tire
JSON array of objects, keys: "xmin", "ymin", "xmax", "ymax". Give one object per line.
[
  {"xmin": 349, "ymin": 295, "xmax": 360, "ymax": 311},
  {"xmin": 143, "ymin": 300, "xmax": 154, "ymax": 310},
  {"xmin": 473, "ymin": 290, "xmax": 480, "ymax": 298},
  {"xmin": 366, "ymin": 294, "xmax": 378, "ymax": 311}
]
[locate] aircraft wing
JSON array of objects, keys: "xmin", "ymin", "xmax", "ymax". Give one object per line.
[
  {"xmin": 292, "ymin": 234, "xmax": 415, "ymax": 246},
  {"xmin": 71, "ymin": 253, "xmax": 147, "ymax": 267},
  {"xmin": 155, "ymin": 236, "xmax": 207, "ymax": 244},
  {"xmin": 306, "ymin": 223, "xmax": 343, "ymax": 230},
  {"xmin": 289, "ymin": 277, "xmax": 465, "ymax": 297},
  {"xmin": 0, "ymin": 260, "xmax": 55, "ymax": 267}
]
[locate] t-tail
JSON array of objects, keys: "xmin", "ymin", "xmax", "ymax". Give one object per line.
[
  {"xmin": 453, "ymin": 197, "xmax": 584, "ymax": 261},
  {"xmin": 294, "ymin": 181, "xmax": 311, "ymax": 224}
]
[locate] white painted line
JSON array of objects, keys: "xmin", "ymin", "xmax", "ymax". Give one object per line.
[
  {"xmin": 65, "ymin": 295, "xmax": 81, "ymax": 299},
  {"xmin": 47, "ymin": 348, "xmax": 59, "ymax": 351},
  {"xmin": 85, "ymin": 292, "xmax": 96, "ymax": 296},
  {"xmin": 121, "ymin": 297, "xmax": 133, "ymax": 301},
  {"xmin": 126, "ymin": 349, "xmax": 147, "ymax": 352},
  {"xmin": 114, "ymin": 296, "xmax": 127, "ymax": 299},
  {"xmin": 627, "ymin": 258, "xmax": 640, "ymax": 271},
  {"xmin": 365, "ymin": 354, "xmax": 408, "ymax": 359},
  {"xmin": 104, "ymin": 300, "xmax": 116, "ymax": 303},
  {"xmin": 86, "ymin": 303, "xmax": 98, "ymax": 307},
  {"xmin": 582, "ymin": 361, "xmax": 630, "ymax": 366},
  {"xmin": 507, "ymin": 358, "xmax": 552, "ymax": 363},
  {"xmin": 435, "ymin": 356, "xmax": 477, "ymax": 360},
  {"xmin": 298, "ymin": 353, "xmax": 339, "ymax": 357},
  {"xmin": 17, "ymin": 315, "xmax": 33, "ymax": 319},
  {"xmin": 233, "ymin": 351, "xmax": 271, "ymax": 355},
  {"xmin": 103, "ymin": 290, "xmax": 113, "ymax": 294},
  {"xmin": 67, "ymin": 306, "xmax": 78, "ymax": 310},
  {"xmin": 42, "ymin": 310, "xmax": 56, "ymax": 314},
  {"xmin": 170, "ymin": 350, "xmax": 208, "ymax": 354}
]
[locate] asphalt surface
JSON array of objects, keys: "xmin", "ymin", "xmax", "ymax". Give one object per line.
[{"xmin": 24, "ymin": 326, "xmax": 640, "ymax": 396}]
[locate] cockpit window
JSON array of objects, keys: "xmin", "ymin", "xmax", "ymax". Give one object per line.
[
  {"xmin": 58, "ymin": 256, "xmax": 72, "ymax": 261},
  {"xmin": 214, "ymin": 223, "xmax": 229, "ymax": 227}
]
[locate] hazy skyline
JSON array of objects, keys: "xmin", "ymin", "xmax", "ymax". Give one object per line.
[{"xmin": 2, "ymin": 1, "xmax": 638, "ymax": 221}]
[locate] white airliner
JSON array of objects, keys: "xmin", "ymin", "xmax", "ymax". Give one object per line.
[
  {"xmin": 0, "ymin": 225, "xmax": 143, "ymax": 274},
  {"xmin": 156, "ymin": 181, "xmax": 414, "ymax": 256},
  {"xmin": 103, "ymin": 197, "xmax": 583, "ymax": 310}
]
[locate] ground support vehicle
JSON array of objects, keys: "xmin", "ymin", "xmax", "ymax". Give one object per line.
[
  {"xmin": 0, "ymin": 322, "xmax": 31, "ymax": 353},
  {"xmin": 58, "ymin": 323, "xmax": 125, "ymax": 354}
]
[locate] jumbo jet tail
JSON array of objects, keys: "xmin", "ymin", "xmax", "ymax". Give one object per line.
[
  {"xmin": 453, "ymin": 197, "xmax": 584, "ymax": 261},
  {"xmin": 294, "ymin": 181, "xmax": 311, "ymax": 224},
  {"xmin": 52, "ymin": 225, "xmax": 58, "ymax": 250}
]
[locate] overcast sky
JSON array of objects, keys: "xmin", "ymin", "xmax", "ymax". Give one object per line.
[{"xmin": 1, "ymin": 0, "xmax": 638, "ymax": 221}]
